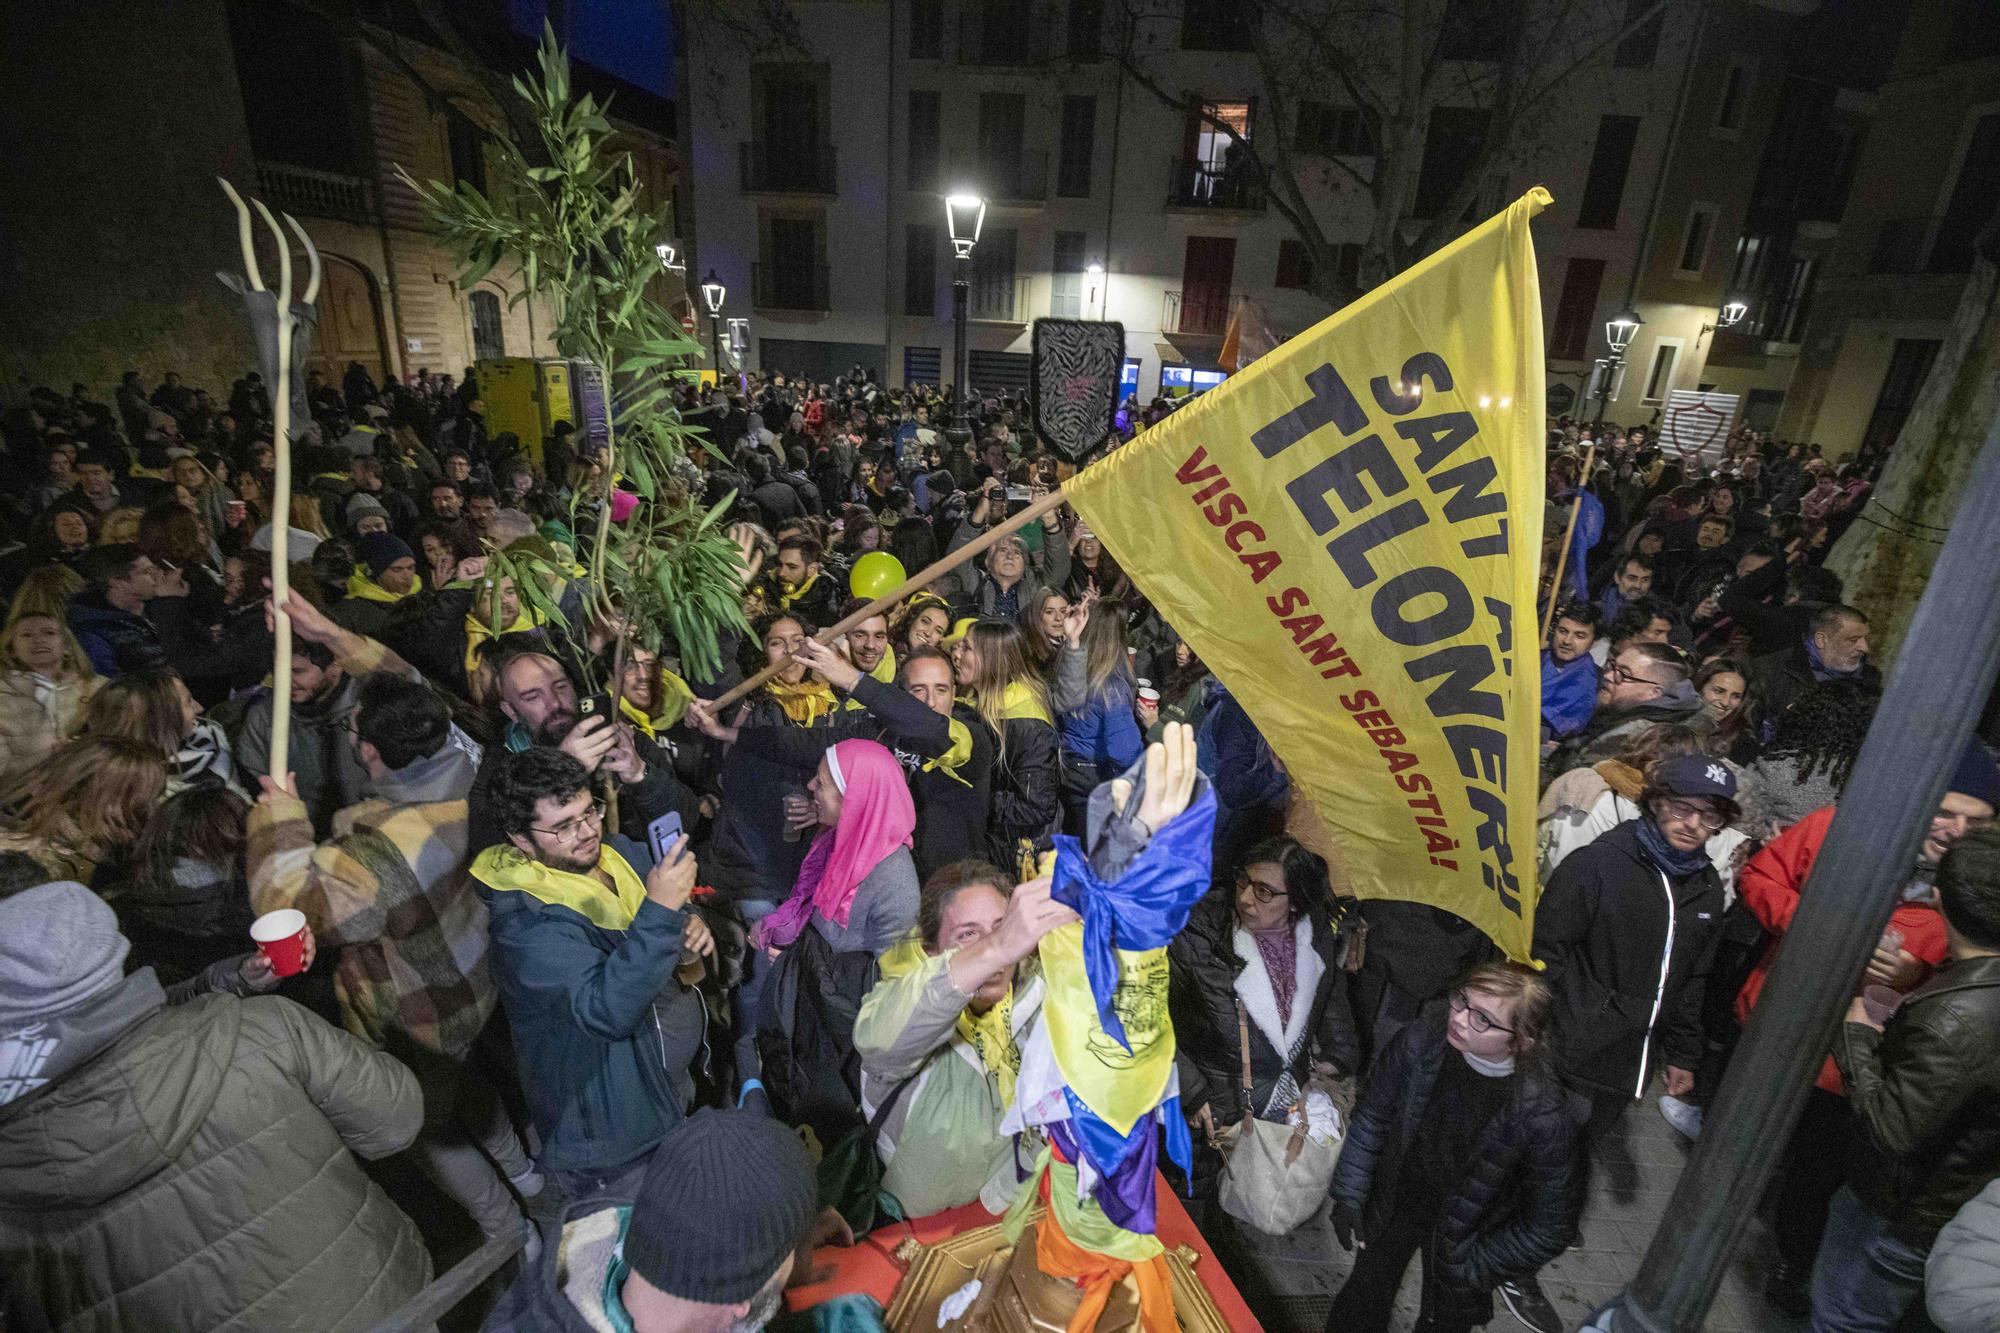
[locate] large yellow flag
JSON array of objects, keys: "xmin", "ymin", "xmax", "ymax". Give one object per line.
[{"xmin": 1067, "ymin": 189, "xmax": 1549, "ymax": 959}]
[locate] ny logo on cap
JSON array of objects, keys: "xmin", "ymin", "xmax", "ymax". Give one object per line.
[{"xmin": 1706, "ymin": 764, "xmax": 1729, "ymax": 785}]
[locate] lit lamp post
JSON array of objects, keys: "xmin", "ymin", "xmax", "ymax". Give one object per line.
[
  {"xmin": 1593, "ymin": 308, "xmax": 1643, "ymax": 430},
  {"xmin": 1086, "ymin": 261, "xmax": 1104, "ymax": 320},
  {"xmin": 1702, "ymin": 296, "xmax": 1749, "ymax": 340},
  {"xmin": 701, "ymin": 269, "xmax": 726, "ymax": 382},
  {"xmin": 654, "ymin": 242, "xmax": 684, "ymax": 276},
  {"xmin": 944, "ymin": 192, "xmax": 986, "ymax": 447}
]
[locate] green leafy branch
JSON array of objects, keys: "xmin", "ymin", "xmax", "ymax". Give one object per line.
[{"xmin": 397, "ymin": 25, "xmax": 747, "ymax": 681}]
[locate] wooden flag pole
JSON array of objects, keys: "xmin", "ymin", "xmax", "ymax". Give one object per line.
[
  {"xmin": 1540, "ymin": 441, "xmax": 1597, "ymax": 645},
  {"xmin": 712, "ymin": 487, "xmax": 1070, "ymax": 709}
]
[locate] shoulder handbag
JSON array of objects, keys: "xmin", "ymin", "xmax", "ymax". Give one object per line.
[
  {"xmin": 1217, "ymin": 998, "xmax": 1343, "ymax": 1235},
  {"xmin": 817, "ymin": 1063, "xmax": 925, "ymax": 1237}
]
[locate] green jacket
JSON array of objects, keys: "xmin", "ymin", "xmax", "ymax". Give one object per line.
[
  {"xmin": 0, "ymin": 975, "xmax": 429, "ymax": 1332},
  {"xmin": 853, "ymin": 941, "xmax": 1045, "ymax": 1218}
]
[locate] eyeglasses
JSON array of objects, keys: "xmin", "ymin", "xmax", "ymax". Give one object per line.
[
  {"xmin": 1235, "ymin": 872, "xmax": 1289, "ymax": 905},
  {"xmin": 1605, "ymin": 661, "xmax": 1665, "ymax": 690},
  {"xmin": 1657, "ymin": 796, "xmax": 1728, "ymax": 832},
  {"xmin": 1449, "ymin": 988, "xmax": 1514, "ymax": 1034},
  {"xmin": 532, "ymin": 801, "xmax": 606, "ymax": 846}
]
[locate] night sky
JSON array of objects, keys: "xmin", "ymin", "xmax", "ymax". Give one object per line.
[{"xmin": 508, "ymin": 0, "xmax": 673, "ymax": 97}]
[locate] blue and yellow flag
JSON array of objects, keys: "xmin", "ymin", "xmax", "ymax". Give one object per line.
[{"xmin": 1065, "ymin": 189, "xmax": 1550, "ymax": 959}]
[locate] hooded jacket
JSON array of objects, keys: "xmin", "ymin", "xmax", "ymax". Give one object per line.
[
  {"xmin": 472, "ymin": 843, "xmax": 695, "ymax": 1175},
  {"xmin": 1532, "ymin": 819, "xmax": 1723, "ymax": 1098},
  {"xmin": 0, "ymin": 667, "xmax": 98, "ymax": 780},
  {"xmin": 0, "ymin": 975, "xmax": 428, "ymax": 1332},
  {"xmin": 67, "ymin": 590, "xmax": 168, "ymax": 677},
  {"xmin": 1550, "ymin": 679, "xmax": 1703, "ymax": 777},
  {"xmin": 1168, "ymin": 892, "xmax": 1359, "ymax": 1122}
]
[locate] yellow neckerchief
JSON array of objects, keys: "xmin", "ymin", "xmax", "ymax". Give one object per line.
[
  {"xmin": 463, "ymin": 595, "xmax": 537, "ymax": 675},
  {"xmin": 841, "ymin": 646, "xmax": 899, "ymax": 712},
  {"xmin": 917, "ymin": 715, "xmax": 977, "ymax": 789},
  {"xmin": 469, "ymin": 842, "xmax": 647, "ymax": 930},
  {"xmin": 619, "ymin": 671, "xmax": 695, "ymax": 739},
  {"xmin": 130, "ymin": 463, "xmax": 170, "ymax": 481},
  {"xmin": 765, "ymin": 673, "xmax": 836, "ymax": 726},
  {"xmin": 999, "ymin": 679, "xmax": 1053, "ymax": 726},
  {"xmin": 345, "ymin": 569, "xmax": 412, "ymax": 605},
  {"xmin": 779, "ymin": 570, "xmax": 820, "ymax": 610},
  {"xmin": 879, "ymin": 933, "xmax": 1021, "ymax": 1109}
]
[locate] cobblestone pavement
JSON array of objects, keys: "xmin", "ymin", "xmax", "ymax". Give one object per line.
[{"xmin": 1201, "ymin": 1081, "xmax": 1814, "ymax": 1333}]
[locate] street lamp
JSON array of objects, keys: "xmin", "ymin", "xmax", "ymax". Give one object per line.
[
  {"xmin": 944, "ymin": 193, "xmax": 986, "ymax": 445},
  {"xmin": 1086, "ymin": 261, "xmax": 1104, "ymax": 320},
  {"xmin": 701, "ymin": 269, "xmax": 726, "ymax": 380},
  {"xmin": 1592, "ymin": 308, "xmax": 1643, "ymax": 429},
  {"xmin": 1701, "ymin": 296, "xmax": 1750, "ymax": 342},
  {"xmin": 655, "ymin": 243, "xmax": 684, "ymax": 275}
]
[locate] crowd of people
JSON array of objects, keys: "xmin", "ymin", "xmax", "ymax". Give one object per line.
[{"xmin": 0, "ymin": 360, "xmax": 1994, "ymax": 1333}]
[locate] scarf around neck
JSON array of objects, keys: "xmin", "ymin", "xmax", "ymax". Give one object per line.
[
  {"xmin": 1803, "ymin": 634, "xmax": 1861, "ymax": 681},
  {"xmin": 1635, "ymin": 815, "xmax": 1712, "ymax": 878},
  {"xmin": 765, "ymin": 673, "xmax": 836, "ymax": 726}
]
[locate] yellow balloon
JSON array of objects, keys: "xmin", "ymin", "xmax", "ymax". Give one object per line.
[{"xmin": 849, "ymin": 551, "xmax": 908, "ymax": 601}]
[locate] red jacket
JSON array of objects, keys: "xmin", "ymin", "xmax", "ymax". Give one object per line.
[{"xmin": 1734, "ymin": 804, "xmax": 1948, "ymax": 1094}]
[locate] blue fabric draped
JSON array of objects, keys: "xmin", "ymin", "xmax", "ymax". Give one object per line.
[
  {"xmin": 1049, "ymin": 787, "xmax": 1218, "ymax": 1050},
  {"xmin": 1540, "ymin": 650, "xmax": 1600, "ymax": 739}
]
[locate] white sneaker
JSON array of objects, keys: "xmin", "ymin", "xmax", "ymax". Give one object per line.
[{"xmin": 1657, "ymin": 1094, "xmax": 1704, "ymax": 1139}]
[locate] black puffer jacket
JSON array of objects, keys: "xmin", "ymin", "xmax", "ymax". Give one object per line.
[
  {"xmin": 1168, "ymin": 892, "xmax": 1359, "ymax": 1121},
  {"xmin": 1331, "ymin": 1005, "xmax": 1576, "ymax": 1325},
  {"xmin": 1532, "ymin": 819, "xmax": 1722, "ymax": 1099},
  {"xmin": 1837, "ymin": 954, "xmax": 2000, "ymax": 1245}
]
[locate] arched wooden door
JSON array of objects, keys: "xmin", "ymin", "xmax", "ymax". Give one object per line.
[{"xmin": 313, "ymin": 256, "xmax": 390, "ymax": 386}]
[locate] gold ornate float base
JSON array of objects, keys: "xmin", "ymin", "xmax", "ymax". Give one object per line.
[{"xmin": 882, "ymin": 1208, "xmax": 1230, "ymax": 1333}]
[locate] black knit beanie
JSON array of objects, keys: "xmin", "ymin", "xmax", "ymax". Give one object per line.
[{"xmin": 622, "ymin": 1109, "xmax": 818, "ymax": 1305}]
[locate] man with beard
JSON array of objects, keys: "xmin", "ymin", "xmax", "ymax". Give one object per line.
[
  {"xmin": 468, "ymin": 648, "xmax": 691, "ymax": 852},
  {"xmin": 472, "ymin": 749, "xmax": 713, "ymax": 1202},
  {"xmin": 484, "ymin": 1108, "xmax": 856, "ymax": 1332}
]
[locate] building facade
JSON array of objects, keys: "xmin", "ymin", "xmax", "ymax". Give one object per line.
[{"xmin": 0, "ymin": 0, "xmax": 682, "ymax": 402}]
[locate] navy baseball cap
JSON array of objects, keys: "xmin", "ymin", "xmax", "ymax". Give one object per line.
[{"xmin": 1654, "ymin": 754, "xmax": 1739, "ymax": 803}]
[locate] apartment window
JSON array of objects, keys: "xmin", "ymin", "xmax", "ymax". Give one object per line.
[
  {"xmin": 1643, "ymin": 340, "xmax": 1680, "ymax": 403},
  {"xmin": 907, "ymin": 90, "xmax": 940, "ymax": 190},
  {"xmin": 978, "ymin": 92, "xmax": 1028, "ymax": 198},
  {"xmin": 970, "ymin": 226, "xmax": 1019, "ymax": 320},
  {"xmin": 1938, "ymin": 111, "xmax": 2000, "ymax": 272},
  {"xmin": 1413, "ymin": 107, "xmax": 1488, "ymax": 220},
  {"xmin": 1057, "ymin": 95, "xmax": 1096, "ymax": 198},
  {"xmin": 762, "ymin": 215, "xmax": 826, "ymax": 311},
  {"xmin": 1051, "ymin": 231, "xmax": 1087, "ymax": 318},
  {"xmin": 1677, "ymin": 203, "xmax": 1718, "ymax": 276},
  {"xmin": 1297, "ymin": 102, "xmax": 1375, "ymax": 157},
  {"xmin": 1275, "ymin": 239, "xmax": 1313, "ymax": 290},
  {"xmin": 469, "ymin": 290, "xmax": 505, "ymax": 360},
  {"xmin": 1714, "ymin": 58, "xmax": 1753, "ymax": 137},
  {"xmin": 909, "ymin": 0, "xmax": 942, "ymax": 57},
  {"xmin": 1548, "ymin": 257, "xmax": 1606, "ymax": 361},
  {"xmin": 1067, "ymin": 0, "xmax": 1102, "ymax": 58},
  {"xmin": 1180, "ymin": 235, "xmax": 1236, "ymax": 335},
  {"xmin": 448, "ymin": 118, "xmax": 486, "ymax": 193},
  {"xmin": 904, "ymin": 346, "xmax": 942, "ymax": 386},
  {"xmin": 971, "ymin": 0, "xmax": 1034, "ymax": 64},
  {"xmin": 1613, "ymin": 0, "xmax": 1662, "ymax": 68},
  {"xmin": 1333, "ymin": 243, "xmax": 1362, "ymax": 292},
  {"xmin": 1181, "ymin": 0, "xmax": 1254, "ymax": 51},
  {"xmin": 1577, "ymin": 115, "xmax": 1639, "ymax": 230},
  {"xmin": 1439, "ymin": 0, "xmax": 1508, "ymax": 60},
  {"xmin": 905, "ymin": 224, "xmax": 937, "ymax": 317}
]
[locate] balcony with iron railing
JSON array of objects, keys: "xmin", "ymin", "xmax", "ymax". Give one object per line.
[
  {"xmin": 1868, "ymin": 215, "xmax": 1980, "ymax": 277},
  {"xmin": 738, "ymin": 141, "xmax": 838, "ymax": 196},
  {"xmin": 255, "ymin": 161, "xmax": 377, "ymax": 225},
  {"xmin": 1161, "ymin": 289, "xmax": 1243, "ymax": 337},
  {"xmin": 752, "ymin": 261, "xmax": 831, "ymax": 313},
  {"xmin": 1166, "ymin": 158, "xmax": 1266, "ymax": 211}
]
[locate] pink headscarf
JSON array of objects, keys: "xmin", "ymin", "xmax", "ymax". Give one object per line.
[{"xmin": 753, "ymin": 739, "xmax": 915, "ymax": 952}]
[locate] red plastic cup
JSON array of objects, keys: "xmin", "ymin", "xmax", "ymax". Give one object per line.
[{"xmin": 251, "ymin": 908, "xmax": 309, "ymax": 977}]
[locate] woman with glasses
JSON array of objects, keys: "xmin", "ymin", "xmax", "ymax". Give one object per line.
[
  {"xmin": 1168, "ymin": 835, "xmax": 1360, "ymax": 1211},
  {"xmin": 1327, "ymin": 962, "xmax": 1575, "ymax": 1333}
]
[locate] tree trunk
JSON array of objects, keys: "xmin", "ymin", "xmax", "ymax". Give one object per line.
[{"xmin": 1825, "ymin": 250, "xmax": 2000, "ymax": 667}]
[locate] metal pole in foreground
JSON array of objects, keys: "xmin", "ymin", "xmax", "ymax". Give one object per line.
[
  {"xmin": 1591, "ymin": 409, "xmax": 2000, "ymax": 1332},
  {"xmin": 950, "ymin": 256, "xmax": 971, "ymax": 445}
]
